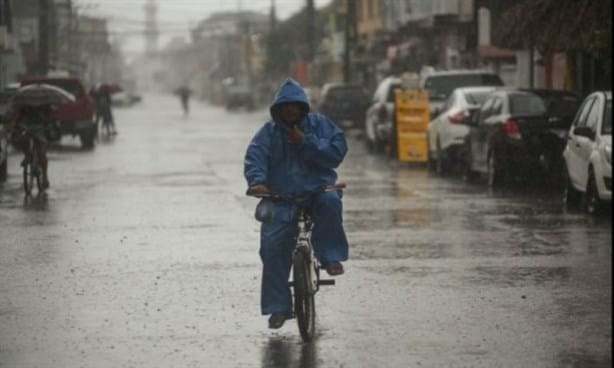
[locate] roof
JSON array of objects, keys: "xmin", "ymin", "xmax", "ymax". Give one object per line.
[
  {"xmin": 423, "ymin": 69, "xmax": 499, "ymax": 77},
  {"xmin": 454, "ymin": 86, "xmax": 500, "ymax": 93}
]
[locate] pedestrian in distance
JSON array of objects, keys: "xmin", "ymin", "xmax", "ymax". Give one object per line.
[
  {"xmin": 90, "ymin": 83, "xmax": 117, "ymax": 135},
  {"xmin": 244, "ymin": 77, "xmax": 350, "ymax": 329},
  {"xmin": 174, "ymin": 85, "xmax": 192, "ymax": 117}
]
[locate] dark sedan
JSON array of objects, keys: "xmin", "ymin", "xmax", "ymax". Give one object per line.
[
  {"xmin": 317, "ymin": 83, "xmax": 370, "ymax": 131},
  {"xmin": 462, "ymin": 89, "xmax": 581, "ymax": 187}
]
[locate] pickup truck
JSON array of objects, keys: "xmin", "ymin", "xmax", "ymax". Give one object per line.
[{"xmin": 20, "ymin": 76, "xmax": 97, "ymax": 148}]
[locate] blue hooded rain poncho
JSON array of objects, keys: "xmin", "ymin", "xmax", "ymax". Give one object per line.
[{"xmin": 244, "ymin": 77, "xmax": 349, "ymax": 316}]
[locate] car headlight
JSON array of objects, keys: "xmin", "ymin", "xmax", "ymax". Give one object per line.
[{"xmin": 604, "ymin": 144, "xmax": 612, "ymax": 165}]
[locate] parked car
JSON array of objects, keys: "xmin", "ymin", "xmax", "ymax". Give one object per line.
[
  {"xmin": 562, "ymin": 90, "xmax": 612, "ymax": 214},
  {"xmin": 0, "ymin": 83, "xmax": 19, "ymax": 123},
  {"xmin": 224, "ymin": 84, "xmax": 253, "ymax": 111},
  {"xmin": 111, "ymin": 91, "xmax": 143, "ymax": 107},
  {"xmin": 20, "ymin": 76, "xmax": 97, "ymax": 148},
  {"xmin": 364, "ymin": 76, "xmax": 403, "ymax": 151},
  {"xmin": 303, "ymin": 86, "xmax": 320, "ymax": 108},
  {"xmin": 317, "ymin": 83, "xmax": 370, "ymax": 130},
  {"xmin": 421, "ymin": 70, "xmax": 505, "ymax": 117},
  {"xmin": 427, "ymin": 86, "xmax": 499, "ymax": 174},
  {"xmin": 1, "ymin": 84, "xmax": 20, "ymax": 181},
  {"xmin": 0, "ymin": 119, "xmax": 8, "ymax": 182},
  {"xmin": 462, "ymin": 88, "xmax": 581, "ymax": 187}
]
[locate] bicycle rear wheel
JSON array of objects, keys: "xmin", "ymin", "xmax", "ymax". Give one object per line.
[
  {"xmin": 23, "ymin": 153, "xmax": 41, "ymax": 196},
  {"xmin": 293, "ymin": 249, "xmax": 316, "ymax": 342}
]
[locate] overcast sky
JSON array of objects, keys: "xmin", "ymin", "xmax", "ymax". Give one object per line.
[{"xmin": 76, "ymin": 0, "xmax": 332, "ymax": 55}]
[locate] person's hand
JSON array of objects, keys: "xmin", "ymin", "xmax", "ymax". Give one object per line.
[
  {"xmin": 248, "ymin": 184, "xmax": 270, "ymax": 195},
  {"xmin": 287, "ymin": 125, "xmax": 304, "ymax": 145}
]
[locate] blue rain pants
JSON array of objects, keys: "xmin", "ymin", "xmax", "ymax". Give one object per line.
[{"xmin": 259, "ymin": 190, "xmax": 348, "ymax": 316}]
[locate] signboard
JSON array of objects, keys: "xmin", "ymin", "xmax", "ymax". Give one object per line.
[{"xmin": 394, "ymin": 90, "xmax": 430, "ymax": 162}]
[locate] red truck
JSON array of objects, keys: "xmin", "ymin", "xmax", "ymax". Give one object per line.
[{"xmin": 20, "ymin": 76, "xmax": 97, "ymax": 148}]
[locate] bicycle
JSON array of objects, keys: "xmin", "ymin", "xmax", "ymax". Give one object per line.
[
  {"xmin": 20, "ymin": 128, "xmax": 43, "ymax": 196},
  {"xmin": 248, "ymin": 183, "xmax": 345, "ymax": 342}
]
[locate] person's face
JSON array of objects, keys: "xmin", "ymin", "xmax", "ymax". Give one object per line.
[{"xmin": 278, "ymin": 103, "xmax": 302, "ymax": 126}]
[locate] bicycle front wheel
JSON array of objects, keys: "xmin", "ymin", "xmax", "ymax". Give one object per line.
[
  {"xmin": 293, "ymin": 249, "xmax": 316, "ymax": 342},
  {"xmin": 22, "ymin": 157, "xmax": 33, "ymax": 195},
  {"xmin": 23, "ymin": 156, "xmax": 41, "ymax": 195}
]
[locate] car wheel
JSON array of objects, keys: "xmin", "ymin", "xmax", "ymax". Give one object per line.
[
  {"xmin": 435, "ymin": 141, "xmax": 448, "ymax": 175},
  {"xmin": 463, "ymin": 150, "xmax": 478, "ymax": 183},
  {"xmin": 583, "ymin": 170, "xmax": 602, "ymax": 215},
  {"xmin": 80, "ymin": 126, "xmax": 96, "ymax": 149},
  {"xmin": 487, "ymin": 150, "xmax": 506, "ymax": 187}
]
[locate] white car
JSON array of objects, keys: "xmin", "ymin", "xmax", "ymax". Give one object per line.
[
  {"xmin": 563, "ymin": 90, "xmax": 612, "ymax": 214},
  {"xmin": 427, "ymin": 86, "xmax": 497, "ymax": 174},
  {"xmin": 364, "ymin": 76, "xmax": 402, "ymax": 151}
]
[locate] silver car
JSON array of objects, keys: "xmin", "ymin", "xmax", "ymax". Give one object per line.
[
  {"xmin": 427, "ymin": 86, "xmax": 498, "ymax": 174},
  {"xmin": 364, "ymin": 76, "xmax": 402, "ymax": 151}
]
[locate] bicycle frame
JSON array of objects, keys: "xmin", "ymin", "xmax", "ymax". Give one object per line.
[
  {"xmin": 292, "ymin": 207, "xmax": 324, "ymax": 294},
  {"xmin": 21, "ymin": 130, "xmax": 41, "ymax": 196},
  {"xmin": 248, "ymin": 183, "xmax": 344, "ymax": 341}
]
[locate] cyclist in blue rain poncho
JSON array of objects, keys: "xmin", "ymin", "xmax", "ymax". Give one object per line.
[{"xmin": 244, "ymin": 77, "xmax": 349, "ymax": 329}]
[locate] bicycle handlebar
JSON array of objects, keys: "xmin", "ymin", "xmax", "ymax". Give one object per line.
[{"xmin": 246, "ymin": 183, "xmax": 346, "ymax": 200}]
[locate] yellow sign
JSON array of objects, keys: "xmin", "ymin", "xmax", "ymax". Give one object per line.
[{"xmin": 394, "ymin": 90, "xmax": 430, "ymax": 162}]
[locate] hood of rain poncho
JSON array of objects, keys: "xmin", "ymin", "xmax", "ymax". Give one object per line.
[
  {"xmin": 245, "ymin": 77, "xmax": 347, "ymax": 201},
  {"xmin": 269, "ymin": 77, "xmax": 310, "ymax": 125}
]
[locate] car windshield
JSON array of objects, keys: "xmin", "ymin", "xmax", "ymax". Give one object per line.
[
  {"xmin": 424, "ymin": 74, "xmax": 503, "ymax": 101},
  {"xmin": 386, "ymin": 83, "xmax": 403, "ymax": 102},
  {"xmin": 464, "ymin": 91, "xmax": 492, "ymax": 106},
  {"xmin": 603, "ymin": 100, "xmax": 612, "ymax": 134},
  {"xmin": 326, "ymin": 87, "xmax": 367, "ymax": 102},
  {"xmin": 538, "ymin": 93, "xmax": 581, "ymax": 117},
  {"xmin": 510, "ymin": 94, "xmax": 547, "ymax": 116},
  {"xmin": 24, "ymin": 79, "xmax": 83, "ymax": 96}
]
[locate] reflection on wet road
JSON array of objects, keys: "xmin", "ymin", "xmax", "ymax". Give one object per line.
[{"xmin": 0, "ymin": 94, "xmax": 610, "ymax": 367}]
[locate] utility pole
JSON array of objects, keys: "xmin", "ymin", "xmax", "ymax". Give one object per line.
[
  {"xmin": 39, "ymin": 0, "xmax": 50, "ymax": 75},
  {"xmin": 343, "ymin": 0, "xmax": 355, "ymax": 83},
  {"xmin": 306, "ymin": 0, "xmax": 315, "ymax": 61},
  {"xmin": 270, "ymin": 0, "xmax": 277, "ymax": 30}
]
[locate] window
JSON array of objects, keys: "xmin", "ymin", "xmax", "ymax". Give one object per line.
[
  {"xmin": 442, "ymin": 93, "xmax": 455, "ymax": 111},
  {"xmin": 585, "ymin": 98, "xmax": 601, "ymax": 133},
  {"xmin": 463, "ymin": 91, "xmax": 492, "ymax": 106},
  {"xmin": 479, "ymin": 97, "xmax": 495, "ymax": 122},
  {"xmin": 574, "ymin": 97, "xmax": 595, "ymax": 128},
  {"xmin": 385, "ymin": 83, "xmax": 402, "ymax": 103},
  {"xmin": 510, "ymin": 94, "xmax": 546, "ymax": 116},
  {"xmin": 491, "ymin": 97, "xmax": 503, "ymax": 115},
  {"xmin": 603, "ymin": 100, "xmax": 612, "ymax": 134},
  {"xmin": 423, "ymin": 73, "xmax": 504, "ymax": 101}
]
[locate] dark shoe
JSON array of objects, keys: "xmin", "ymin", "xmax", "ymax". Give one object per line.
[
  {"xmin": 41, "ymin": 177, "xmax": 50, "ymax": 190},
  {"xmin": 268, "ymin": 313, "xmax": 290, "ymax": 329},
  {"xmin": 324, "ymin": 262, "xmax": 344, "ymax": 276}
]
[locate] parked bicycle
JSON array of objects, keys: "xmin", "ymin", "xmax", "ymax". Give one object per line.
[{"xmin": 248, "ymin": 183, "xmax": 345, "ymax": 342}]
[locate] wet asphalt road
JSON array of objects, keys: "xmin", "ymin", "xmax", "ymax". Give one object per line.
[{"xmin": 0, "ymin": 94, "xmax": 611, "ymax": 368}]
